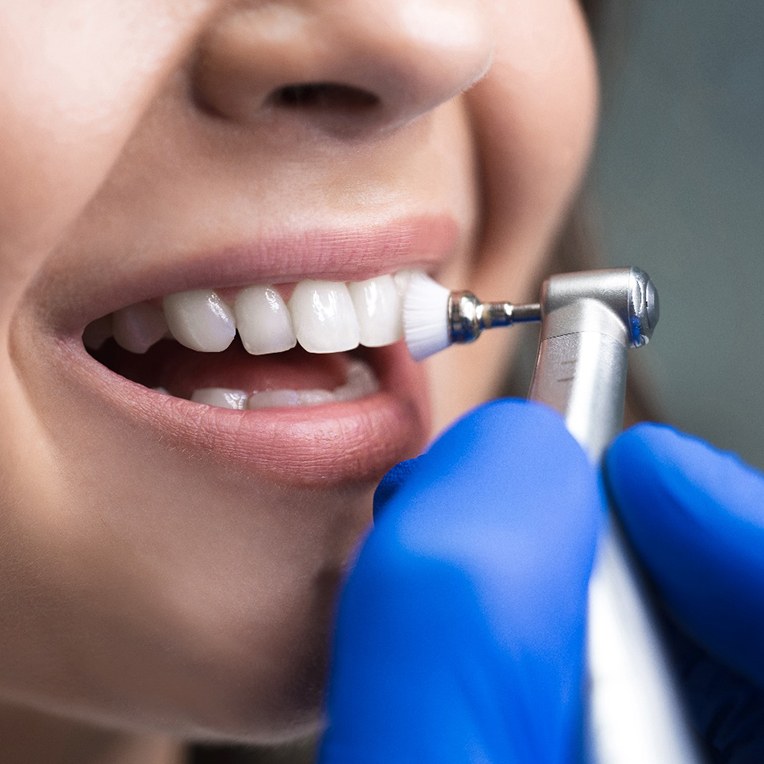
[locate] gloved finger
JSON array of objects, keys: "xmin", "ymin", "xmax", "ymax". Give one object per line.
[
  {"xmin": 663, "ymin": 620, "xmax": 764, "ymax": 763},
  {"xmin": 319, "ymin": 399, "xmax": 601, "ymax": 764},
  {"xmin": 605, "ymin": 423, "xmax": 764, "ymax": 688},
  {"xmin": 371, "ymin": 457, "xmax": 419, "ymax": 520}
]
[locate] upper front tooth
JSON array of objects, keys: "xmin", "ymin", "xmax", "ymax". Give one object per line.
[
  {"xmin": 113, "ymin": 302, "xmax": 168, "ymax": 354},
  {"xmin": 393, "ymin": 270, "xmax": 414, "ymax": 297},
  {"xmin": 235, "ymin": 286, "xmax": 296, "ymax": 355},
  {"xmin": 163, "ymin": 290, "xmax": 236, "ymax": 352},
  {"xmin": 288, "ymin": 280, "xmax": 360, "ymax": 353},
  {"xmin": 348, "ymin": 274, "xmax": 402, "ymax": 347}
]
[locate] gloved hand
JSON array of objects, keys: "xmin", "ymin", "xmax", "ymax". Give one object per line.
[
  {"xmin": 318, "ymin": 399, "xmax": 601, "ymax": 763},
  {"xmin": 606, "ymin": 423, "xmax": 764, "ymax": 762}
]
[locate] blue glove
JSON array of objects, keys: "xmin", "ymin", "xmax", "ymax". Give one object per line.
[
  {"xmin": 606, "ymin": 424, "xmax": 764, "ymax": 762},
  {"xmin": 318, "ymin": 400, "xmax": 601, "ymax": 763}
]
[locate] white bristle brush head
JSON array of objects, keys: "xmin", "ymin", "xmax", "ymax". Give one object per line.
[{"xmin": 403, "ymin": 272, "xmax": 452, "ymax": 361}]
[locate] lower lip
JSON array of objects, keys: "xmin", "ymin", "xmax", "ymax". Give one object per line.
[{"xmin": 55, "ymin": 337, "xmax": 431, "ymax": 487}]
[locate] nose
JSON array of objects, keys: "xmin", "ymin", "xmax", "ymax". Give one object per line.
[{"xmin": 192, "ymin": 0, "xmax": 495, "ymax": 137}]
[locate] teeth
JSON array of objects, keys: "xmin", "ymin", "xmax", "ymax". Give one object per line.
[
  {"xmin": 190, "ymin": 388, "xmax": 248, "ymax": 410},
  {"xmin": 235, "ymin": 286, "xmax": 296, "ymax": 355},
  {"xmin": 393, "ymin": 269, "xmax": 414, "ymax": 297},
  {"xmin": 348, "ymin": 274, "xmax": 402, "ymax": 347},
  {"xmin": 96, "ymin": 270, "xmax": 424, "ymax": 358},
  {"xmin": 248, "ymin": 389, "xmax": 336, "ymax": 409},
  {"xmin": 112, "ymin": 302, "xmax": 168, "ymax": 354},
  {"xmin": 190, "ymin": 359, "xmax": 379, "ymax": 410},
  {"xmin": 334, "ymin": 359, "xmax": 380, "ymax": 400},
  {"xmin": 291, "ymin": 389, "xmax": 336, "ymax": 406},
  {"xmin": 162, "ymin": 290, "xmax": 236, "ymax": 352},
  {"xmin": 288, "ymin": 280, "xmax": 360, "ymax": 354},
  {"xmin": 247, "ymin": 389, "xmax": 302, "ymax": 409}
]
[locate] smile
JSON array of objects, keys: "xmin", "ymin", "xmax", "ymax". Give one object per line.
[
  {"xmin": 23, "ymin": 217, "xmax": 457, "ymax": 484},
  {"xmin": 84, "ymin": 271, "xmax": 415, "ymax": 411}
]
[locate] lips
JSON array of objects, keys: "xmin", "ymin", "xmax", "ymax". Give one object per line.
[{"xmin": 29, "ymin": 216, "xmax": 457, "ymax": 486}]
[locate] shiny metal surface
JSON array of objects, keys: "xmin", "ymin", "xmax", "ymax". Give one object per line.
[
  {"xmin": 447, "ymin": 291, "xmax": 541, "ymax": 345},
  {"xmin": 529, "ymin": 329, "xmax": 625, "ymax": 462},
  {"xmin": 528, "ymin": 267, "xmax": 702, "ymax": 764},
  {"xmin": 539, "ymin": 267, "xmax": 659, "ymax": 348}
]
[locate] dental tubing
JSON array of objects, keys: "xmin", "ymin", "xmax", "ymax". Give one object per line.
[{"xmin": 402, "ymin": 268, "xmax": 703, "ymax": 763}]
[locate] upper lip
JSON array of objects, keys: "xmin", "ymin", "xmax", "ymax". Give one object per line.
[{"xmin": 39, "ymin": 214, "xmax": 461, "ymax": 337}]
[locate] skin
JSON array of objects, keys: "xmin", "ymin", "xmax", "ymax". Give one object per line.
[{"xmin": 0, "ymin": 1, "xmax": 597, "ymax": 762}]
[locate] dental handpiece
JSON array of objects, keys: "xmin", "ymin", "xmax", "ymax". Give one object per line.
[{"xmin": 404, "ymin": 268, "xmax": 703, "ymax": 763}]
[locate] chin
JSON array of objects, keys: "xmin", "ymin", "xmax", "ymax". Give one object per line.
[{"xmin": 5, "ymin": 217, "xmax": 451, "ymax": 744}]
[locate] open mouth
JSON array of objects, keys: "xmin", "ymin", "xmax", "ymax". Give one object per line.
[
  {"xmin": 84, "ymin": 271, "xmax": 415, "ymax": 410},
  {"xmin": 30, "ymin": 217, "xmax": 455, "ymax": 483}
]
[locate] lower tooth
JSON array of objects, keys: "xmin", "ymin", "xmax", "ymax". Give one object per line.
[
  {"xmin": 191, "ymin": 388, "xmax": 248, "ymax": 410},
  {"xmin": 247, "ymin": 389, "xmax": 301, "ymax": 409},
  {"xmin": 247, "ymin": 389, "xmax": 338, "ymax": 409},
  {"xmin": 295, "ymin": 389, "xmax": 335, "ymax": 406},
  {"xmin": 190, "ymin": 360, "xmax": 379, "ymax": 411},
  {"xmin": 334, "ymin": 360, "xmax": 379, "ymax": 401}
]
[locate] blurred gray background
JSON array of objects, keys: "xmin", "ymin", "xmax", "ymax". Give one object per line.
[{"xmin": 590, "ymin": 2, "xmax": 764, "ymax": 467}]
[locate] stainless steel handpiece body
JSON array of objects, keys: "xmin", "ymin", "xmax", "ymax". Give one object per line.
[{"xmin": 528, "ymin": 268, "xmax": 702, "ymax": 764}]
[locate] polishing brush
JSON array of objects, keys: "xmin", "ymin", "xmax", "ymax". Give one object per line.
[{"xmin": 403, "ymin": 271, "xmax": 542, "ymax": 361}]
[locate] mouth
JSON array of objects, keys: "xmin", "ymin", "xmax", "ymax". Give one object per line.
[
  {"xmin": 84, "ymin": 271, "xmax": 413, "ymax": 411},
  {"xmin": 35, "ymin": 218, "xmax": 457, "ymax": 486}
]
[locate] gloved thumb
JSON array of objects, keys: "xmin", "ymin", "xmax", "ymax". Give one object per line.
[{"xmin": 319, "ymin": 399, "xmax": 601, "ymax": 763}]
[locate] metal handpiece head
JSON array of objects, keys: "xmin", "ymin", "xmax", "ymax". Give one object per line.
[
  {"xmin": 539, "ymin": 266, "xmax": 659, "ymax": 349},
  {"xmin": 627, "ymin": 268, "xmax": 659, "ymax": 347}
]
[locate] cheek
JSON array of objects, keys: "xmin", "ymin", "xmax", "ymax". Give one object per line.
[
  {"xmin": 0, "ymin": 1, "xmax": 213, "ymax": 318},
  {"xmin": 428, "ymin": 1, "xmax": 598, "ymax": 430},
  {"xmin": 467, "ymin": 0, "xmax": 598, "ymax": 284}
]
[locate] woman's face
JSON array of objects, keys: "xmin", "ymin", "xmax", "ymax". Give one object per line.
[{"xmin": 0, "ymin": 0, "xmax": 596, "ymax": 743}]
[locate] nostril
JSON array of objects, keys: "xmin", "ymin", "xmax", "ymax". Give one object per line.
[
  {"xmin": 192, "ymin": 2, "xmax": 493, "ymax": 134},
  {"xmin": 268, "ymin": 82, "xmax": 380, "ymax": 112}
]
